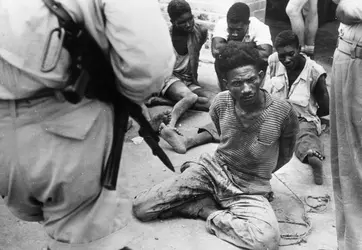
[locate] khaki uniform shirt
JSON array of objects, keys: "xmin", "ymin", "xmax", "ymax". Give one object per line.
[{"xmin": 0, "ymin": 0, "xmax": 175, "ymax": 103}]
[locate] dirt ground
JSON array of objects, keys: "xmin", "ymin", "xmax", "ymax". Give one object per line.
[{"xmin": 0, "ymin": 18, "xmax": 340, "ymax": 250}]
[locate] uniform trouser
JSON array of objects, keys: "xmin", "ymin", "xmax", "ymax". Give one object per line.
[
  {"xmin": 295, "ymin": 120, "xmax": 323, "ymax": 163},
  {"xmin": 0, "ymin": 96, "xmax": 141, "ymax": 250},
  {"xmin": 330, "ymin": 37, "xmax": 362, "ymax": 250},
  {"xmin": 133, "ymin": 153, "xmax": 280, "ymax": 250}
]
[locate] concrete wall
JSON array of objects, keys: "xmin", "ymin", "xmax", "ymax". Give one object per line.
[{"xmin": 159, "ymin": 0, "xmax": 267, "ymax": 61}]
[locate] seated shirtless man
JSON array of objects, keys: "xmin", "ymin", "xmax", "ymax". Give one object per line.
[
  {"xmin": 155, "ymin": 0, "xmax": 211, "ymax": 148},
  {"xmin": 263, "ymin": 30, "xmax": 330, "ymax": 185},
  {"xmin": 133, "ymin": 43, "xmax": 299, "ymax": 250}
]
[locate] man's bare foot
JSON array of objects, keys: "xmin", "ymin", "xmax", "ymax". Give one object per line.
[
  {"xmin": 159, "ymin": 123, "xmax": 188, "ymax": 154},
  {"xmin": 148, "ymin": 111, "xmax": 171, "ymax": 132},
  {"xmin": 307, "ymin": 149, "xmax": 324, "ymax": 185}
]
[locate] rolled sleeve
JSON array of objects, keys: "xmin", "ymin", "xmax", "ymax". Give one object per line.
[
  {"xmin": 212, "ymin": 18, "xmax": 228, "ymax": 40},
  {"xmin": 249, "ymin": 17, "xmax": 273, "ymax": 46},
  {"xmin": 103, "ymin": 0, "xmax": 175, "ymax": 104},
  {"xmin": 337, "ymin": 0, "xmax": 362, "ymax": 25}
]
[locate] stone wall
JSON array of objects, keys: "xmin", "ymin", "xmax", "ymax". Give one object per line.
[{"xmin": 159, "ymin": 0, "xmax": 267, "ymax": 62}]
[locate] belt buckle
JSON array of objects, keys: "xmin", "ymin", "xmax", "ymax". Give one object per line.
[{"xmin": 350, "ymin": 41, "xmax": 358, "ymax": 59}]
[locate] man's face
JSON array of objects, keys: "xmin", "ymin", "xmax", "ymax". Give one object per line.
[
  {"xmin": 276, "ymin": 45, "xmax": 300, "ymax": 71},
  {"xmin": 227, "ymin": 21, "xmax": 249, "ymax": 41},
  {"xmin": 226, "ymin": 65, "xmax": 263, "ymax": 107},
  {"xmin": 173, "ymin": 12, "xmax": 194, "ymax": 33}
]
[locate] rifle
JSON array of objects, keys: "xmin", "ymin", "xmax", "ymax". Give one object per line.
[{"xmin": 40, "ymin": 0, "xmax": 175, "ymax": 190}]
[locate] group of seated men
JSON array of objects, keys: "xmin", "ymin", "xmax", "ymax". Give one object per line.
[{"xmin": 132, "ymin": 1, "xmax": 330, "ymax": 249}]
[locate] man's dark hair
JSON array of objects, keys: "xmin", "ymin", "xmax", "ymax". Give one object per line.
[
  {"xmin": 227, "ymin": 2, "xmax": 250, "ymax": 24},
  {"xmin": 274, "ymin": 30, "xmax": 300, "ymax": 50},
  {"xmin": 218, "ymin": 41, "xmax": 266, "ymax": 75},
  {"xmin": 167, "ymin": 0, "xmax": 192, "ymax": 21}
]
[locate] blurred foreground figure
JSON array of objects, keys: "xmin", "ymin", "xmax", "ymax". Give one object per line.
[
  {"xmin": 330, "ymin": 0, "xmax": 362, "ymax": 249},
  {"xmin": 0, "ymin": 0, "xmax": 174, "ymax": 249}
]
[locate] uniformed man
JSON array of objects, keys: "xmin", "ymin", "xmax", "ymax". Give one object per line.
[{"xmin": 0, "ymin": 0, "xmax": 175, "ymax": 249}]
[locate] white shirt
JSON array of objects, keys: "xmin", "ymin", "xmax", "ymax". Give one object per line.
[
  {"xmin": 212, "ymin": 17, "xmax": 273, "ymax": 46},
  {"xmin": 0, "ymin": 0, "xmax": 175, "ymax": 104}
]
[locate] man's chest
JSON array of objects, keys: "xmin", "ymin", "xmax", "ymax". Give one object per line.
[{"xmin": 172, "ymin": 35, "xmax": 188, "ymax": 55}]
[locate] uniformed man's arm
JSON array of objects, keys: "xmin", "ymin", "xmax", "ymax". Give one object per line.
[
  {"xmin": 336, "ymin": 0, "xmax": 362, "ymax": 25},
  {"xmin": 103, "ymin": 0, "xmax": 175, "ymax": 105}
]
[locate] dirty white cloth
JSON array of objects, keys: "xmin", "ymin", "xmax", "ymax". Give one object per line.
[
  {"xmin": 133, "ymin": 153, "xmax": 280, "ymax": 250},
  {"xmin": 264, "ymin": 52, "xmax": 326, "ymax": 135},
  {"xmin": 330, "ymin": 1, "xmax": 362, "ymax": 249},
  {"xmin": 0, "ymin": 0, "xmax": 175, "ymax": 104},
  {"xmin": 213, "ymin": 17, "xmax": 273, "ymax": 46}
]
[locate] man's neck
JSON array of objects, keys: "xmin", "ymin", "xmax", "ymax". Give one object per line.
[{"xmin": 172, "ymin": 26, "xmax": 189, "ymax": 36}]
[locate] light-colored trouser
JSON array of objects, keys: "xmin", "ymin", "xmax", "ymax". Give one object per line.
[
  {"xmin": 330, "ymin": 31, "xmax": 362, "ymax": 249},
  {"xmin": 0, "ymin": 97, "xmax": 140, "ymax": 250},
  {"xmin": 133, "ymin": 153, "xmax": 280, "ymax": 250},
  {"xmin": 295, "ymin": 120, "xmax": 323, "ymax": 162}
]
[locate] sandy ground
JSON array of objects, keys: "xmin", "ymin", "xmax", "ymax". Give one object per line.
[{"xmin": 0, "ymin": 19, "xmax": 340, "ymax": 250}]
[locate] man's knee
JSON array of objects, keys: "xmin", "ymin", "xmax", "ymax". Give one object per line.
[
  {"xmin": 132, "ymin": 192, "xmax": 157, "ymax": 222},
  {"xmin": 286, "ymin": 0, "xmax": 305, "ymax": 17},
  {"xmin": 230, "ymin": 220, "xmax": 280, "ymax": 250},
  {"xmin": 165, "ymin": 81, "xmax": 198, "ymax": 103},
  {"xmin": 186, "ymin": 92, "xmax": 198, "ymax": 104},
  {"xmin": 243, "ymin": 224, "xmax": 280, "ymax": 250}
]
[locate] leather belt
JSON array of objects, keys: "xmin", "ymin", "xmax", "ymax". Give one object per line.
[{"xmin": 337, "ymin": 37, "xmax": 362, "ymax": 59}]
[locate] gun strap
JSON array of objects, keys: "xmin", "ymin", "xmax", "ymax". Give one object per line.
[{"xmin": 43, "ymin": 0, "xmax": 79, "ymax": 35}]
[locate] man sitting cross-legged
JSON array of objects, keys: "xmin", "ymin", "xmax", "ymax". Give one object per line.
[
  {"xmin": 133, "ymin": 43, "xmax": 299, "ymax": 250},
  {"xmin": 152, "ymin": 0, "xmax": 213, "ymax": 149},
  {"xmin": 262, "ymin": 30, "xmax": 330, "ymax": 185}
]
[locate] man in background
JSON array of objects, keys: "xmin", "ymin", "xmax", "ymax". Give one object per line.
[{"xmin": 286, "ymin": 0, "xmax": 319, "ymax": 58}]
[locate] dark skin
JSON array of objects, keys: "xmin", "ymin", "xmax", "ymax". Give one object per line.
[
  {"xmin": 276, "ymin": 43, "xmax": 329, "ymax": 184},
  {"xmin": 171, "ymin": 12, "xmax": 194, "ymax": 55},
  {"xmin": 276, "ymin": 45, "xmax": 330, "ymax": 118},
  {"xmin": 211, "ymin": 20, "xmax": 272, "ymax": 62}
]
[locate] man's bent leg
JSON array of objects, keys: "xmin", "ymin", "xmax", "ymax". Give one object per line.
[
  {"xmin": 164, "ymin": 80, "xmax": 198, "ymax": 128},
  {"xmin": 133, "ymin": 163, "xmax": 214, "ymax": 222},
  {"xmin": 206, "ymin": 195, "xmax": 280, "ymax": 250},
  {"xmin": 162, "ymin": 121, "xmax": 218, "ymax": 154},
  {"xmin": 294, "ymin": 121, "xmax": 324, "ymax": 185}
]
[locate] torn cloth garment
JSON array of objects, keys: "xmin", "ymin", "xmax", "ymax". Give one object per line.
[{"xmin": 133, "ymin": 153, "xmax": 280, "ymax": 250}]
